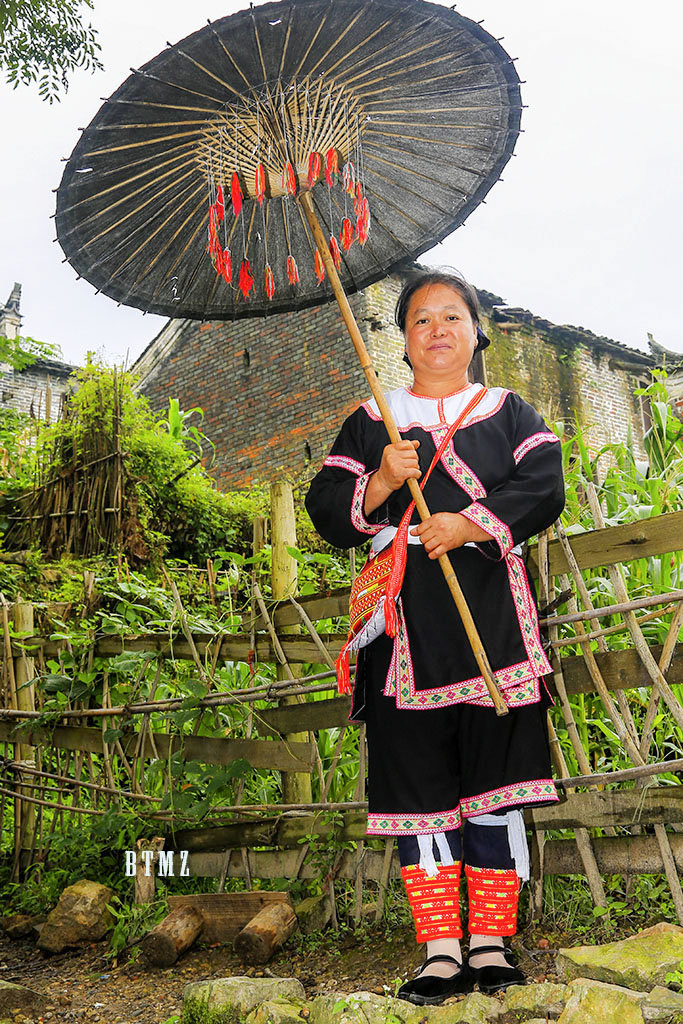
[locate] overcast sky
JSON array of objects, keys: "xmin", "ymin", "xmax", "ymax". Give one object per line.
[{"xmin": 2, "ymin": 0, "xmax": 682, "ymax": 367}]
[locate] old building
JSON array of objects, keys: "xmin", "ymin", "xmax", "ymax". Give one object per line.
[
  {"xmin": 0, "ymin": 283, "xmax": 77, "ymax": 421},
  {"xmin": 133, "ymin": 265, "xmax": 657, "ymax": 489}
]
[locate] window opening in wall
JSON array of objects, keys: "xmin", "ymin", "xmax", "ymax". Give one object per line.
[
  {"xmin": 242, "ymin": 349, "xmax": 250, "ymax": 369},
  {"xmin": 304, "ymin": 441, "xmax": 312, "ymax": 462},
  {"xmin": 2, "ymin": 391, "xmax": 13, "ymax": 402}
]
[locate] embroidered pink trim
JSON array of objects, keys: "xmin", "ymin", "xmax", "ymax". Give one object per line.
[
  {"xmin": 367, "ymin": 804, "xmax": 462, "ymax": 836},
  {"xmin": 324, "ymin": 455, "xmax": 365, "ymax": 476},
  {"xmin": 513, "ymin": 431, "xmax": 560, "ymax": 466},
  {"xmin": 360, "ymin": 388, "xmax": 510, "ymax": 432},
  {"xmin": 431, "ymin": 427, "xmax": 486, "ymax": 501},
  {"xmin": 407, "ymin": 383, "xmax": 474, "ymax": 400},
  {"xmin": 459, "ymin": 502, "xmax": 513, "ymax": 560},
  {"xmin": 384, "ymin": 600, "xmax": 544, "ymax": 709},
  {"xmin": 460, "ymin": 779, "xmax": 558, "ymax": 818},
  {"xmin": 350, "ymin": 473, "xmax": 385, "ymax": 536},
  {"xmin": 506, "ymin": 553, "xmax": 553, "ymax": 680}
]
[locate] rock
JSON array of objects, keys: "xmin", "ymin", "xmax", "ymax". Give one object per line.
[
  {"xmin": 642, "ymin": 986, "xmax": 683, "ymax": 1022},
  {"xmin": 431, "ymin": 992, "xmax": 501, "ymax": 1023},
  {"xmin": 183, "ymin": 978, "xmax": 306, "ymax": 1018},
  {"xmin": 294, "ymin": 895, "xmax": 333, "ymax": 936},
  {"xmin": 310, "ymin": 992, "xmax": 421, "ymax": 1024},
  {"xmin": 1, "ymin": 916, "xmax": 35, "ymax": 940},
  {"xmin": 558, "ymin": 979, "xmax": 645, "ymax": 1024},
  {"xmin": 37, "ymin": 880, "xmax": 115, "ymax": 954},
  {"xmin": 246, "ymin": 997, "xmax": 309, "ymax": 1024},
  {"xmin": 557, "ymin": 923, "xmax": 683, "ymax": 992},
  {"xmin": 502, "ymin": 982, "xmax": 568, "ymax": 1019},
  {"xmin": 0, "ymin": 982, "xmax": 47, "ymax": 1015}
]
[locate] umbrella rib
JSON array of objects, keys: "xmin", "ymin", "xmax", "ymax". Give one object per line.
[
  {"xmin": 66, "ymin": 172, "xmax": 200, "ymax": 253},
  {"xmin": 366, "ymin": 102, "xmax": 507, "ymax": 113},
  {"xmin": 293, "ymin": 7, "xmax": 331, "ymax": 78},
  {"xmin": 72, "ymin": 178, "xmax": 202, "ymax": 283},
  {"xmin": 152, "ymin": 199, "xmax": 236, "ymax": 301},
  {"xmin": 59, "ymin": 146, "xmax": 195, "ymax": 213},
  {"xmin": 359, "ymin": 63, "xmax": 502, "ymax": 99},
  {"xmin": 304, "ymin": 6, "xmax": 370, "ymax": 80},
  {"xmin": 62, "ymin": 139, "xmax": 196, "ymax": 185},
  {"xmin": 365, "ymin": 81, "xmax": 510, "ymax": 103},
  {"xmin": 368, "ymin": 128, "xmax": 501, "ymax": 154},
  {"xmin": 90, "ymin": 118, "xmax": 225, "ymax": 131},
  {"xmin": 373, "ymin": 118, "xmax": 508, "ymax": 131},
  {"xmin": 364, "ymin": 160, "xmax": 461, "ymax": 214},
  {"xmin": 103, "ymin": 98, "xmax": 222, "ymax": 115},
  {"xmin": 130, "ymin": 68, "xmax": 233, "ymax": 106},
  {"xmin": 298, "ymin": 75, "xmax": 325, "ymax": 162},
  {"xmin": 206, "ymin": 23, "xmax": 255, "ymax": 94},
  {"xmin": 277, "ymin": 5, "xmax": 295, "ymax": 80},
  {"xmin": 320, "ymin": 12, "xmax": 401, "ymax": 78},
  {"xmin": 364, "ymin": 134, "xmax": 491, "ymax": 174},
  {"xmin": 364, "ymin": 143, "xmax": 483, "ymax": 190},
  {"xmin": 341, "ymin": 35, "xmax": 471, "ymax": 88},
  {"xmin": 112, "ymin": 184, "xmax": 208, "ymax": 291},
  {"xmin": 123, "ymin": 198, "xmax": 211, "ymax": 297},
  {"xmin": 59, "ymin": 164, "xmax": 198, "ymax": 239},
  {"xmin": 81, "ymin": 128, "xmax": 204, "ymax": 158},
  {"xmin": 171, "ymin": 45, "xmax": 251, "ymax": 104}
]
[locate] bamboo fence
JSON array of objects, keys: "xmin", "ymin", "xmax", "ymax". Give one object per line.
[{"xmin": 0, "ymin": 500, "xmax": 682, "ymax": 925}]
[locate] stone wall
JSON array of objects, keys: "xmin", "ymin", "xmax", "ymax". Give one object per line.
[
  {"xmin": 0, "ymin": 359, "xmax": 74, "ymax": 421},
  {"xmin": 135, "ymin": 272, "xmax": 654, "ymax": 489}
]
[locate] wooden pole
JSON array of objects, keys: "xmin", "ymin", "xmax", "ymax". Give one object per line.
[
  {"xmin": 270, "ymin": 481, "xmax": 313, "ymax": 805},
  {"xmin": 12, "ymin": 600, "xmax": 36, "ymax": 879},
  {"xmin": 298, "ymin": 191, "xmax": 507, "ymax": 716}
]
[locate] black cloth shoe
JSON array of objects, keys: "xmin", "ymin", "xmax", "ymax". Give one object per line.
[
  {"xmin": 397, "ymin": 953, "xmax": 473, "ymax": 1006},
  {"xmin": 467, "ymin": 943, "xmax": 525, "ymax": 994}
]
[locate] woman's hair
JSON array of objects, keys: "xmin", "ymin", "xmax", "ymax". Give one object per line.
[{"xmin": 395, "ymin": 268, "xmax": 481, "ymax": 333}]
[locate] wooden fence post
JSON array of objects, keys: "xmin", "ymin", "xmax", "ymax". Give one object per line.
[
  {"xmin": 270, "ymin": 481, "xmax": 313, "ymax": 806},
  {"xmin": 12, "ymin": 600, "xmax": 36, "ymax": 879}
]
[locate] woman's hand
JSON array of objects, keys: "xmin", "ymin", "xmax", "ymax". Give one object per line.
[
  {"xmin": 411, "ymin": 512, "xmax": 492, "ymax": 559},
  {"xmin": 377, "ymin": 439, "xmax": 421, "ymax": 491},
  {"xmin": 364, "ymin": 440, "xmax": 420, "ymax": 515}
]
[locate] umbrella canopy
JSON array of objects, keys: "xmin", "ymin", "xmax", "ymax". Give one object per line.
[{"xmin": 56, "ymin": 0, "xmax": 521, "ymax": 320}]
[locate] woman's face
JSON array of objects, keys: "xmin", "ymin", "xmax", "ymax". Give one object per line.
[{"xmin": 404, "ymin": 282, "xmax": 477, "ymax": 385}]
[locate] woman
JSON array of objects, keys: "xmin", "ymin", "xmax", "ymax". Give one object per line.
[{"xmin": 305, "ymin": 269, "xmax": 564, "ymax": 1006}]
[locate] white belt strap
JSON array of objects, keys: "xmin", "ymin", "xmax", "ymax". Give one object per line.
[
  {"xmin": 371, "ymin": 524, "xmax": 523, "ymax": 556},
  {"xmin": 468, "ymin": 810, "xmax": 530, "ymax": 882}
]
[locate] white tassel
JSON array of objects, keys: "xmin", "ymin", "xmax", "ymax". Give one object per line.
[
  {"xmin": 434, "ymin": 831, "xmax": 455, "ymax": 867},
  {"xmin": 417, "ymin": 834, "xmax": 439, "ymax": 878},
  {"xmin": 468, "ymin": 810, "xmax": 529, "ymax": 883}
]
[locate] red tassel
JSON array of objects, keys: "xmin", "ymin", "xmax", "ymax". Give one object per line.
[
  {"xmin": 222, "ymin": 248, "xmax": 232, "ymax": 283},
  {"xmin": 307, "ymin": 151, "xmax": 321, "ymax": 189},
  {"xmin": 231, "ymin": 171, "xmax": 243, "ymax": 217},
  {"xmin": 329, "ymin": 234, "xmax": 341, "ymax": 270},
  {"xmin": 286, "ymin": 254, "xmax": 299, "ymax": 285},
  {"xmin": 254, "ymin": 163, "xmax": 266, "ymax": 206},
  {"xmin": 325, "ymin": 147, "xmax": 339, "ymax": 187},
  {"xmin": 282, "ymin": 161, "xmax": 297, "ymax": 196},
  {"xmin": 314, "ymin": 249, "xmax": 325, "ymax": 284},
  {"xmin": 340, "ymin": 217, "xmax": 354, "ymax": 252},
  {"xmin": 264, "ymin": 264, "xmax": 275, "ymax": 299},
  {"xmin": 215, "ymin": 185, "xmax": 225, "ymax": 221},
  {"xmin": 354, "ymin": 182, "xmax": 364, "ymax": 218},
  {"xmin": 238, "ymin": 259, "xmax": 254, "ymax": 299},
  {"xmin": 357, "ymin": 198, "xmax": 370, "ymax": 246},
  {"xmin": 342, "ymin": 161, "xmax": 355, "ymax": 195},
  {"xmin": 214, "ymin": 243, "xmax": 223, "ymax": 276},
  {"xmin": 336, "ymin": 647, "xmax": 352, "ymax": 695}
]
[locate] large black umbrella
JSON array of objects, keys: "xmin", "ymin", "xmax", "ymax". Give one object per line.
[{"xmin": 56, "ymin": 0, "xmax": 521, "ymax": 712}]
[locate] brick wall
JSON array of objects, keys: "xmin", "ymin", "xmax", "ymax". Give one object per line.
[{"xmin": 136, "ymin": 274, "xmax": 654, "ymax": 488}]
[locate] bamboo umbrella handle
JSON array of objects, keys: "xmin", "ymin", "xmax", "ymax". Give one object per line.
[{"xmin": 298, "ymin": 192, "xmax": 508, "ymax": 716}]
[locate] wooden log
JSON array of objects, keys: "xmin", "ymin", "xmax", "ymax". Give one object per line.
[
  {"xmin": 167, "ymin": 893, "xmax": 290, "ymax": 943},
  {"xmin": 0, "ymin": 722, "xmax": 315, "ymax": 772},
  {"xmin": 233, "ymin": 901, "xmax": 297, "ymax": 964},
  {"xmin": 187, "ymin": 834, "xmax": 683, "ymax": 882},
  {"xmin": 142, "ymin": 904, "xmax": 203, "ymax": 966},
  {"xmin": 258, "ymin": 697, "xmax": 351, "ymax": 736},
  {"xmin": 135, "ymin": 837, "xmax": 164, "ymax": 905}
]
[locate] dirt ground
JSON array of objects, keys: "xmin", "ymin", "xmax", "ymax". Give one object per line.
[{"xmin": 0, "ymin": 926, "xmax": 560, "ymax": 1024}]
